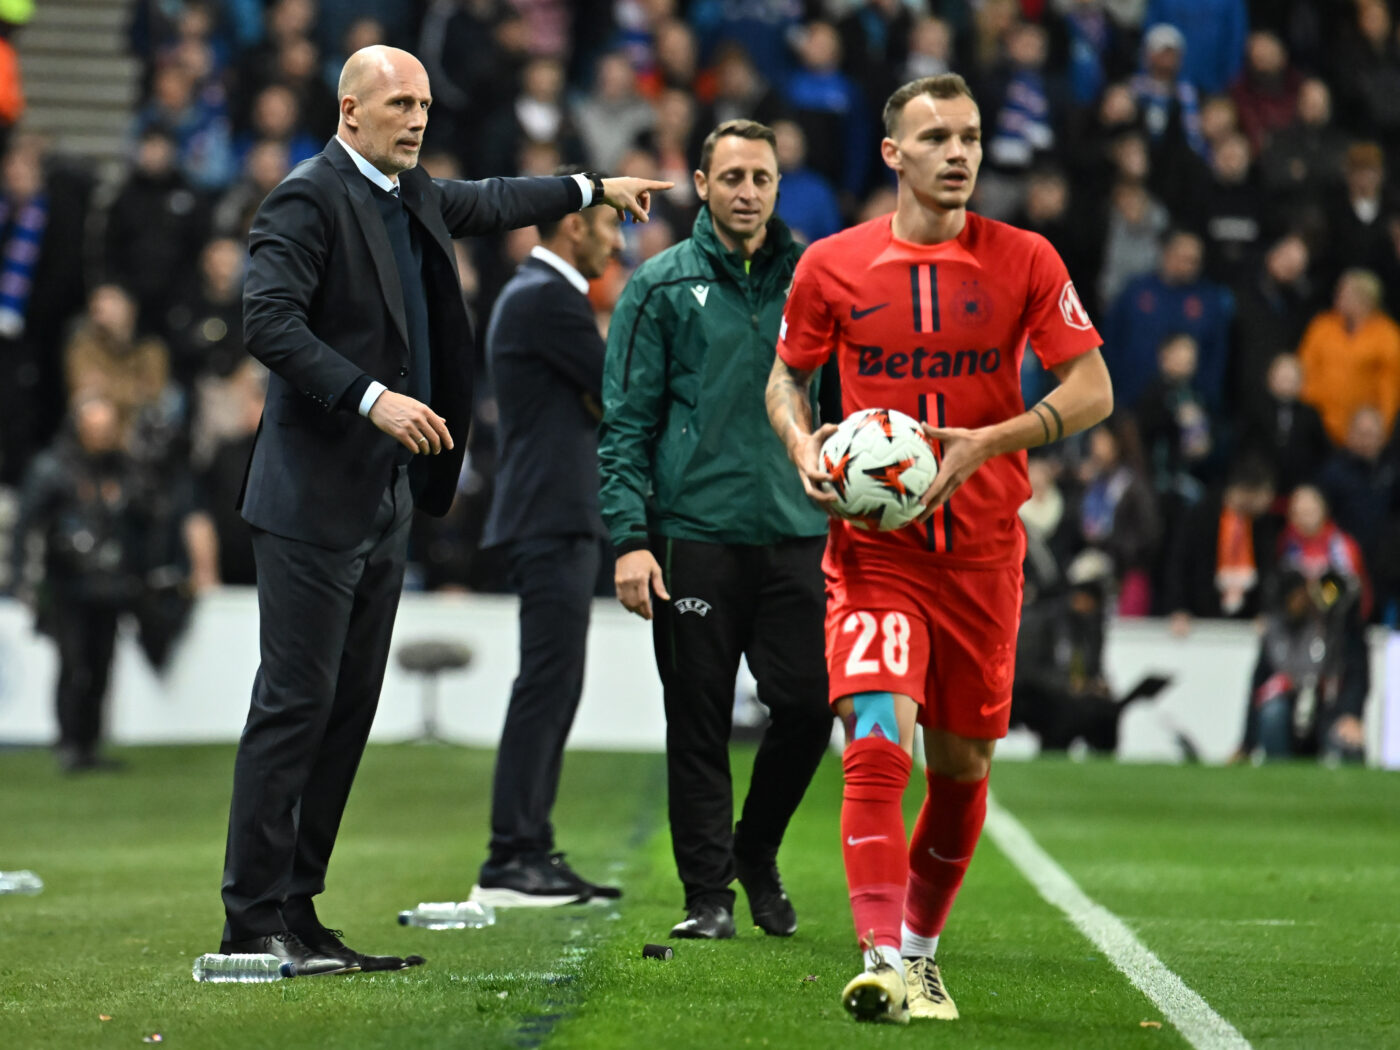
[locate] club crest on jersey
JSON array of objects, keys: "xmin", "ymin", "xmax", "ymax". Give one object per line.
[
  {"xmin": 954, "ymin": 280, "xmax": 993, "ymax": 327},
  {"xmin": 674, "ymin": 597, "xmax": 711, "ymax": 616},
  {"xmin": 1058, "ymin": 281, "xmax": 1093, "ymax": 331}
]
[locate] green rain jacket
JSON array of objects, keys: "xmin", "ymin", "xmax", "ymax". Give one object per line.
[{"xmin": 599, "ymin": 207, "xmax": 827, "ymax": 554}]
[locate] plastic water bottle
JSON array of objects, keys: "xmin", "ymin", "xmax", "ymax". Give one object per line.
[
  {"xmin": 0, "ymin": 870, "xmax": 43, "ymax": 895},
  {"xmin": 397, "ymin": 901, "xmax": 495, "ymax": 929},
  {"xmin": 191, "ymin": 954, "xmax": 295, "ymax": 982}
]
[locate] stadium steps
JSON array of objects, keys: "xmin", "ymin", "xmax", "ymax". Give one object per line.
[{"xmin": 17, "ymin": 0, "xmax": 140, "ymax": 169}]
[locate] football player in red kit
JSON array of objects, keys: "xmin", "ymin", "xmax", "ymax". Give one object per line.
[{"xmin": 765, "ymin": 74, "xmax": 1114, "ymax": 1024}]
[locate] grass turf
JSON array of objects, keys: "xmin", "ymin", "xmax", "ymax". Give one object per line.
[{"xmin": 0, "ymin": 743, "xmax": 1395, "ymax": 1048}]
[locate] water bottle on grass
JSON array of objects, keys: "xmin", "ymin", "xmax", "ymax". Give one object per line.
[
  {"xmin": 192, "ymin": 954, "xmax": 295, "ymax": 982},
  {"xmin": 0, "ymin": 870, "xmax": 44, "ymax": 895},
  {"xmin": 398, "ymin": 901, "xmax": 495, "ymax": 929}
]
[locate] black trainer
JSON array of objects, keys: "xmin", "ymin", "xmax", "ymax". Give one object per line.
[
  {"xmin": 471, "ymin": 853, "xmax": 592, "ymax": 908},
  {"xmin": 735, "ymin": 856, "xmax": 797, "ymax": 937},
  {"xmin": 669, "ymin": 901, "xmax": 735, "ymax": 940},
  {"xmin": 548, "ymin": 852, "xmax": 623, "ymax": 900}
]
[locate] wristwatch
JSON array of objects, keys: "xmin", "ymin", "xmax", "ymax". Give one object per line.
[{"xmin": 584, "ymin": 171, "xmax": 606, "ymax": 207}]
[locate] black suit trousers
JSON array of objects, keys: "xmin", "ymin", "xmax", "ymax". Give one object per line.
[
  {"xmin": 488, "ymin": 534, "xmax": 600, "ymax": 862},
  {"xmin": 221, "ymin": 467, "xmax": 412, "ymax": 941},
  {"xmin": 648, "ymin": 536, "xmax": 833, "ymax": 911}
]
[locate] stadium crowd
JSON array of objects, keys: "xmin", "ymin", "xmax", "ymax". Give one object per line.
[{"xmin": 0, "ymin": 0, "xmax": 1397, "ymax": 763}]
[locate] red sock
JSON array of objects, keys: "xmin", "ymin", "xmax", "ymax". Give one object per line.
[
  {"xmin": 904, "ymin": 769, "xmax": 988, "ymax": 938},
  {"xmin": 841, "ymin": 737, "xmax": 912, "ymax": 950}
]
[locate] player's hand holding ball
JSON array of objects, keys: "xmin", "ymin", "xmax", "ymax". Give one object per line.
[{"xmin": 817, "ymin": 408, "xmax": 938, "ymax": 531}]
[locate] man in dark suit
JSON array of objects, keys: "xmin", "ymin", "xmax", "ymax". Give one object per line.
[
  {"xmin": 219, "ymin": 45, "xmax": 667, "ymax": 976},
  {"xmin": 472, "ymin": 176, "xmax": 624, "ymax": 907}
]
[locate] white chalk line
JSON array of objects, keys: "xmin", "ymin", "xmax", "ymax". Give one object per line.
[{"xmin": 984, "ymin": 793, "xmax": 1252, "ymax": 1050}]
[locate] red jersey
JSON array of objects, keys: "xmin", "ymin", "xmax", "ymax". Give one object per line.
[{"xmin": 778, "ymin": 211, "xmax": 1101, "ymax": 572}]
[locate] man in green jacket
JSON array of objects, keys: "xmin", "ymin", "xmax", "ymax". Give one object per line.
[{"xmin": 599, "ymin": 119, "xmax": 834, "ymax": 940}]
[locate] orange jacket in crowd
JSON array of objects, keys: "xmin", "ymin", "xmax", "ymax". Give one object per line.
[{"xmin": 1296, "ymin": 309, "xmax": 1400, "ymax": 444}]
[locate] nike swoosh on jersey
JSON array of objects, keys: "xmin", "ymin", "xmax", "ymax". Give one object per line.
[
  {"xmin": 850, "ymin": 302, "xmax": 889, "ymax": 320},
  {"xmin": 978, "ymin": 696, "xmax": 1013, "ymax": 717},
  {"xmin": 846, "ymin": 834, "xmax": 887, "ymax": 846}
]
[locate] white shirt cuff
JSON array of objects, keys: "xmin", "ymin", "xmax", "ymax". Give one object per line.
[
  {"xmin": 573, "ymin": 173, "xmax": 594, "ymax": 208},
  {"xmin": 359, "ymin": 380, "xmax": 387, "ymax": 417}
]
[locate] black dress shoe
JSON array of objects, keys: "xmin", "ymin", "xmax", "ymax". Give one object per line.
[
  {"xmin": 292, "ymin": 923, "xmax": 425, "ymax": 973},
  {"xmin": 472, "ymin": 853, "xmax": 591, "ymax": 907},
  {"xmin": 669, "ymin": 901, "xmax": 735, "ymax": 940},
  {"xmin": 219, "ymin": 930, "xmax": 358, "ymax": 976},
  {"xmin": 548, "ymin": 852, "xmax": 623, "ymax": 900},
  {"xmin": 735, "ymin": 856, "xmax": 798, "ymax": 937}
]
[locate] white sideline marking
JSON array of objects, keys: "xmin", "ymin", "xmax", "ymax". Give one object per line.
[{"xmin": 984, "ymin": 794, "xmax": 1252, "ymax": 1050}]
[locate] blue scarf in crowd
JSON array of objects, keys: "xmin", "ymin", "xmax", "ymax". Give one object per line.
[{"xmin": 0, "ymin": 191, "xmax": 48, "ymax": 339}]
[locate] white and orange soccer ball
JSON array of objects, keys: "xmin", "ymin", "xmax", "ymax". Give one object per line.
[{"xmin": 818, "ymin": 408, "xmax": 938, "ymax": 531}]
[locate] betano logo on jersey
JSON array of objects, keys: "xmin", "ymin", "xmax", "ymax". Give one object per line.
[{"xmin": 855, "ymin": 343, "xmax": 1002, "ymax": 380}]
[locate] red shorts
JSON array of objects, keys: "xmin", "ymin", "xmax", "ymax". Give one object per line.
[{"xmin": 824, "ymin": 562, "xmax": 1023, "ymax": 739}]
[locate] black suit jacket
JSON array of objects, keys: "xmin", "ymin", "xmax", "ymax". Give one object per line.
[
  {"xmin": 481, "ymin": 255, "xmax": 608, "ymax": 547},
  {"xmin": 239, "ymin": 140, "xmax": 582, "ymax": 549}
]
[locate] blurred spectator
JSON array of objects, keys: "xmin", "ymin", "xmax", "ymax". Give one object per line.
[
  {"xmin": 1136, "ymin": 332, "xmax": 1214, "ymax": 508},
  {"xmin": 165, "ymin": 236, "xmax": 246, "ymax": 391},
  {"xmin": 638, "ymin": 19, "xmax": 708, "ymax": 99},
  {"xmin": 1056, "ymin": 0, "xmax": 1135, "ymax": 111},
  {"xmin": 64, "ymin": 284, "xmax": 170, "ymax": 440},
  {"xmin": 1182, "ymin": 130, "xmax": 1265, "ymax": 284},
  {"xmin": 1013, "ymin": 167, "xmax": 1102, "ymax": 310},
  {"xmin": 192, "ymin": 361, "xmax": 264, "ymax": 587},
  {"xmin": 1322, "ymin": 142, "xmax": 1394, "ymax": 286},
  {"xmin": 103, "ymin": 126, "xmax": 211, "ymax": 336},
  {"xmin": 1104, "ymin": 229, "xmax": 1234, "ymax": 412},
  {"xmin": 1229, "ymin": 30, "xmax": 1301, "ymax": 154},
  {"xmin": 481, "ymin": 56, "xmax": 583, "ymax": 177},
  {"xmin": 651, "ymin": 89, "xmax": 700, "ymax": 218},
  {"xmin": 985, "ymin": 22, "xmax": 1057, "ymax": 173},
  {"xmin": 133, "ymin": 60, "xmax": 235, "ymax": 190},
  {"xmin": 1331, "ymin": 0, "xmax": 1400, "ymax": 156},
  {"xmin": 212, "ymin": 138, "xmax": 290, "ymax": 239},
  {"xmin": 1279, "ymin": 484, "xmax": 1371, "ymax": 617},
  {"xmin": 837, "ymin": 0, "xmax": 914, "ymax": 117},
  {"xmin": 1231, "ymin": 233, "xmax": 1318, "ymax": 407},
  {"xmin": 1074, "ymin": 417, "xmax": 1160, "ymax": 616},
  {"xmin": 783, "ymin": 22, "xmax": 871, "ymax": 203},
  {"xmin": 1316, "ymin": 405, "xmax": 1397, "ymax": 590},
  {"xmin": 0, "ymin": 135, "xmax": 92, "ymax": 481},
  {"xmin": 1237, "ymin": 352, "xmax": 1329, "ymax": 497},
  {"xmin": 233, "ymin": 83, "xmax": 320, "ymax": 169},
  {"xmin": 0, "ymin": 9, "xmax": 25, "ymax": 154},
  {"xmin": 231, "ymin": 0, "xmax": 316, "ymax": 130},
  {"xmin": 1020, "ymin": 454, "xmax": 1078, "ymax": 603},
  {"xmin": 688, "ymin": 0, "xmax": 803, "ymax": 85},
  {"xmin": 321, "ymin": 16, "xmax": 386, "ymax": 97},
  {"xmin": 690, "ymin": 44, "xmax": 783, "ymax": 161},
  {"xmin": 1296, "ymin": 268, "xmax": 1400, "ymax": 445},
  {"xmin": 771, "ymin": 119, "xmax": 840, "ymax": 244},
  {"xmin": 1096, "ymin": 175, "xmax": 1168, "ymax": 310},
  {"xmin": 1258, "ymin": 78, "xmax": 1346, "ymax": 223},
  {"xmin": 573, "ymin": 51, "xmax": 655, "ymax": 172},
  {"xmin": 1163, "ymin": 454, "xmax": 1277, "ymax": 630},
  {"xmin": 1131, "ymin": 23, "xmax": 1206, "ymax": 157},
  {"xmin": 902, "ymin": 16, "xmax": 954, "ymax": 84},
  {"xmin": 268, "ymin": 35, "xmax": 337, "ymax": 141},
  {"xmin": 1143, "ymin": 0, "xmax": 1246, "ymax": 95}
]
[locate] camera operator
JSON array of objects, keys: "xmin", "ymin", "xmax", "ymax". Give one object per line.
[
  {"xmin": 8, "ymin": 395, "xmax": 149, "ymax": 770},
  {"xmin": 1237, "ymin": 485, "xmax": 1372, "ymax": 762}
]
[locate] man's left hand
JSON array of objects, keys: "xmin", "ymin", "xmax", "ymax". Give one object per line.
[
  {"xmin": 599, "ymin": 177, "xmax": 675, "ymax": 223},
  {"xmin": 915, "ymin": 423, "xmax": 994, "ymax": 522}
]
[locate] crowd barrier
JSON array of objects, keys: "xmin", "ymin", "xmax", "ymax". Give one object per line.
[{"xmin": 0, "ymin": 592, "xmax": 1393, "ymax": 766}]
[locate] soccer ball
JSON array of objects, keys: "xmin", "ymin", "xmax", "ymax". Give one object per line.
[{"xmin": 819, "ymin": 408, "xmax": 938, "ymax": 531}]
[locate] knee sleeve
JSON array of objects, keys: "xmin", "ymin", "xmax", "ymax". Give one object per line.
[
  {"xmin": 842, "ymin": 735, "xmax": 912, "ymax": 802},
  {"xmin": 850, "ymin": 690, "xmax": 899, "ymax": 742}
]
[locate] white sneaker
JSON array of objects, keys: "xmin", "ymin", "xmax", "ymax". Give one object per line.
[
  {"xmin": 904, "ymin": 956, "xmax": 959, "ymax": 1020},
  {"xmin": 841, "ymin": 949, "xmax": 910, "ymax": 1025}
]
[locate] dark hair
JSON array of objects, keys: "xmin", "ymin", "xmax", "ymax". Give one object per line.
[
  {"xmin": 1225, "ymin": 454, "xmax": 1275, "ymax": 492},
  {"xmin": 537, "ymin": 164, "xmax": 589, "ymax": 240},
  {"xmin": 698, "ymin": 118, "xmax": 776, "ymax": 175},
  {"xmin": 882, "ymin": 74, "xmax": 976, "ymax": 137}
]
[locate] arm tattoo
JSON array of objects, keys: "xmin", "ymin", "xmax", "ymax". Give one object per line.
[
  {"xmin": 1029, "ymin": 403, "xmax": 1051, "ymax": 446},
  {"xmin": 1039, "ymin": 399, "xmax": 1065, "ymax": 442},
  {"xmin": 765, "ymin": 359, "xmax": 816, "ymax": 446}
]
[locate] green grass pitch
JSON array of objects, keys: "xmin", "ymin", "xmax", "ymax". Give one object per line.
[{"xmin": 0, "ymin": 743, "xmax": 1396, "ymax": 1048}]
